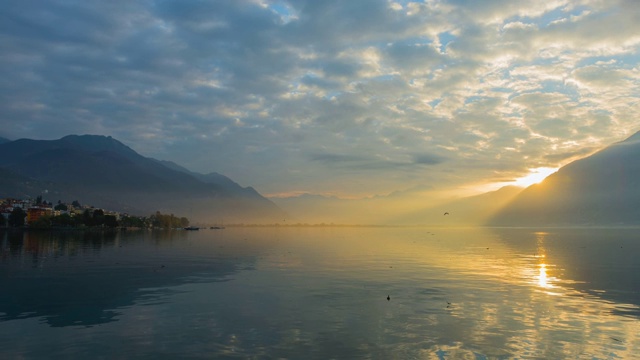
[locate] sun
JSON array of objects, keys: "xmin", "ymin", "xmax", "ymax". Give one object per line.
[{"xmin": 513, "ymin": 167, "xmax": 558, "ymax": 188}]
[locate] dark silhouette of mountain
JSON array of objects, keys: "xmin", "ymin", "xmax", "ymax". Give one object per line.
[
  {"xmin": 0, "ymin": 136, "xmax": 10, "ymax": 144},
  {"xmin": 0, "ymin": 136, "xmax": 215, "ymax": 193},
  {"xmin": 0, "ymin": 167, "xmax": 56, "ymax": 199},
  {"xmin": 0, "ymin": 135, "xmax": 286, "ymax": 223},
  {"xmin": 155, "ymin": 159, "xmax": 263, "ymax": 198},
  {"xmin": 489, "ymin": 132, "xmax": 640, "ymax": 226}
]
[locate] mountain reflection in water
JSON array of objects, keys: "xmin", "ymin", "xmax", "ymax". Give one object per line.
[
  {"xmin": 0, "ymin": 230, "xmax": 260, "ymax": 327},
  {"xmin": 0, "ymin": 227, "xmax": 638, "ymax": 359}
]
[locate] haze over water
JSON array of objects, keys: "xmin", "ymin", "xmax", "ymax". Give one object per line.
[{"xmin": 1, "ymin": 227, "xmax": 639, "ymax": 359}]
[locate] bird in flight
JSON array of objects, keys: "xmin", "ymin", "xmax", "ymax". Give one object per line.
[{"xmin": 444, "ymin": 212, "xmax": 449, "ymax": 215}]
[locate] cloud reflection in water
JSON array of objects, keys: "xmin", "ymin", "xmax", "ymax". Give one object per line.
[{"xmin": 1, "ymin": 227, "xmax": 639, "ymax": 359}]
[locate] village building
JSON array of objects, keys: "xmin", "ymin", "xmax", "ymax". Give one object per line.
[{"xmin": 26, "ymin": 207, "xmax": 53, "ymax": 225}]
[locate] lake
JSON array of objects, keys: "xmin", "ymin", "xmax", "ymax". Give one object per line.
[{"xmin": 1, "ymin": 227, "xmax": 639, "ymax": 359}]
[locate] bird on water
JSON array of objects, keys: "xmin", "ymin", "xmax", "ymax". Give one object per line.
[{"xmin": 387, "ymin": 295, "xmax": 390, "ymax": 301}]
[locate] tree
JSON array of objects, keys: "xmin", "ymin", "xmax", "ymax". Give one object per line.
[
  {"xmin": 51, "ymin": 213, "xmax": 76, "ymax": 227},
  {"xmin": 93, "ymin": 209, "xmax": 105, "ymax": 226},
  {"xmin": 72, "ymin": 200, "xmax": 81, "ymax": 207},
  {"xmin": 54, "ymin": 203, "xmax": 68, "ymax": 211},
  {"xmin": 150, "ymin": 211, "xmax": 162, "ymax": 228},
  {"xmin": 82, "ymin": 209, "xmax": 94, "ymax": 226},
  {"xmin": 8, "ymin": 208, "xmax": 26, "ymax": 227},
  {"xmin": 120, "ymin": 215, "xmax": 145, "ymax": 228},
  {"xmin": 104, "ymin": 215, "xmax": 118, "ymax": 228},
  {"xmin": 29, "ymin": 215, "xmax": 52, "ymax": 229},
  {"xmin": 149, "ymin": 211, "xmax": 189, "ymax": 228}
]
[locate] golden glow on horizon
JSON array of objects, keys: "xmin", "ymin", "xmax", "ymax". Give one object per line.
[
  {"xmin": 514, "ymin": 167, "xmax": 558, "ymax": 188},
  {"xmin": 266, "ymin": 167, "xmax": 560, "ymax": 201}
]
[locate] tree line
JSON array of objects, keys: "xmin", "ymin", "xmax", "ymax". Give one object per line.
[{"xmin": 0, "ymin": 208, "xmax": 189, "ymax": 229}]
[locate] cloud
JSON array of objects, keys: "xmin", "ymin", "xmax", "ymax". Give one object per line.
[
  {"xmin": 309, "ymin": 153, "xmax": 367, "ymax": 164},
  {"xmin": 413, "ymin": 153, "xmax": 446, "ymax": 165},
  {"xmin": 1, "ymin": 0, "xmax": 639, "ymax": 198},
  {"xmin": 309, "ymin": 150, "xmax": 444, "ymax": 171}
]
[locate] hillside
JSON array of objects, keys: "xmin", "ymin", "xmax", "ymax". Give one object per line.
[
  {"xmin": 0, "ymin": 135, "xmax": 286, "ymax": 224},
  {"xmin": 489, "ymin": 132, "xmax": 640, "ymax": 226}
]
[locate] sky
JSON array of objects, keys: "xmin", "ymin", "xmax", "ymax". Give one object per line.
[{"xmin": 1, "ymin": 0, "xmax": 640, "ymax": 200}]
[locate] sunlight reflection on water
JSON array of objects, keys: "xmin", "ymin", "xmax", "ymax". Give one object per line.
[{"xmin": 0, "ymin": 227, "xmax": 639, "ymax": 359}]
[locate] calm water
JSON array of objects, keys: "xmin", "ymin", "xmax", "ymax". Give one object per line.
[{"xmin": 1, "ymin": 227, "xmax": 639, "ymax": 359}]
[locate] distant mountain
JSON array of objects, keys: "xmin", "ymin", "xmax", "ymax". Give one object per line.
[
  {"xmin": 271, "ymin": 193, "xmax": 361, "ymax": 224},
  {"xmin": 271, "ymin": 186, "xmax": 524, "ymax": 226},
  {"xmin": 0, "ymin": 135, "xmax": 286, "ymax": 223},
  {"xmin": 394, "ymin": 186, "xmax": 523, "ymax": 226},
  {"xmin": 155, "ymin": 159, "xmax": 262, "ymax": 198},
  {"xmin": 0, "ymin": 137, "xmax": 10, "ymax": 144},
  {"xmin": 489, "ymin": 132, "xmax": 640, "ymax": 226}
]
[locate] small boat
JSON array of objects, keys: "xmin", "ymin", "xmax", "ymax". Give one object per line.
[
  {"xmin": 210, "ymin": 226, "xmax": 225, "ymax": 230},
  {"xmin": 184, "ymin": 226, "xmax": 200, "ymax": 230}
]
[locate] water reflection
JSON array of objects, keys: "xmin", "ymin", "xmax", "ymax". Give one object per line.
[
  {"xmin": 0, "ymin": 227, "xmax": 639, "ymax": 359},
  {"xmin": 494, "ymin": 227, "xmax": 640, "ymax": 316},
  {"xmin": 538, "ymin": 263, "xmax": 549, "ymax": 288},
  {"xmin": 534, "ymin": 232, "xmax": 550, "ymax": 289},
  {"xmin": 0, "ymin": 229, "xmax": 264, "ymax": 327}
]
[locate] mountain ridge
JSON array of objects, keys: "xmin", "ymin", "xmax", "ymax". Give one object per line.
[
  {"xmin": 0, "ymin": 135, "xmax": 286, "ymax": 223},
  {"xmin": 488, "ymin": 132, "xmax": 640, "ymax": 226}
]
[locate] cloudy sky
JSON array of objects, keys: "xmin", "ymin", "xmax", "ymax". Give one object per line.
[{"xmin": 1, "ymin": 0, "xmax": 639, "ymax": 199}]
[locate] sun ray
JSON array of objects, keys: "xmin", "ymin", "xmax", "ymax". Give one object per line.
[{"xmin": 514, "ymin": 167, "xmax": 558, "ymax": 188}]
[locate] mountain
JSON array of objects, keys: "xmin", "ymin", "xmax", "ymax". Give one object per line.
[
  {"xmin": 271, "ymin": 193, "xmax": 364, "ymax": 224},
  {"xmin": 0, "ymin": 137, "xmax": 10, "ymax": 144},
  {"xmin": 393, "ymin": 186, "xmax": 523, "ymax": 226},
  {"xmin": 489, "ymin": 132, "xmax": 640, "ymax": 226},
  {"xmin": 155, "ymin": 159, "xmax": 262, "ymax": 198},
  {"xmin": 0, "ymin": 167, "xmax": 56, "ymax": 200},
  {"xmin": 0, "ymin": 135, "xmax": 286, "ymax": 223},
  {"xmin": 271, "ymin": 186, "xmax": 524, "ymax": 226}
]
